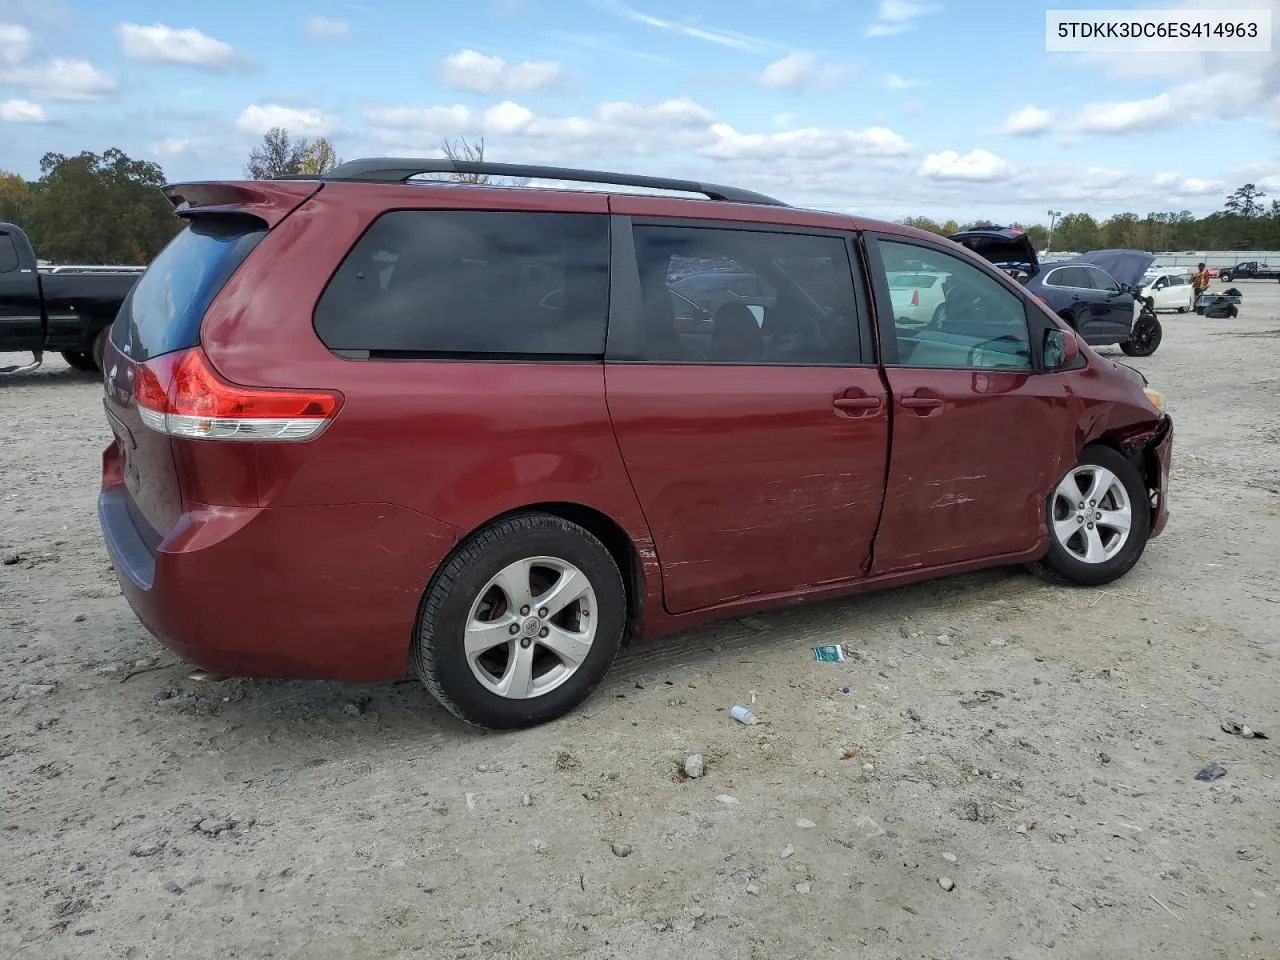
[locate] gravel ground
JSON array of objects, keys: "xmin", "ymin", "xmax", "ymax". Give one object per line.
[{"xmin": 2, "ymin": 284, "xmax": 1279, "ymax": 960}]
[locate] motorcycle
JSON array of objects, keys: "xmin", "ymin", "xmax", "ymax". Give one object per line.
[{"xmin": 1119, "ymin": 290, "xmax": 1162, "ymax": 358}]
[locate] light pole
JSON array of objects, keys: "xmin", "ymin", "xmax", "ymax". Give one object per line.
[{"xmin": 1047, "ymin": 209, "xmax": 1062, "ymax": 254}]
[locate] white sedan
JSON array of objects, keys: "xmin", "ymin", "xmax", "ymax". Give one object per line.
[
  {"xmin": 1140, "ymin": 270, "xmax": 1194, "ymax": 313},
  {"xmin": 888, "ymin": 271, "xmax": 949, "ymax": 327}
]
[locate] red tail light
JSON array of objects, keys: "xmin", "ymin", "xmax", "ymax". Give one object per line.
[
  {"xmin": 1036, "ymin": 295, "xmax": 1049, "ymax": 304},
  {"xmin": 134, "ymin": 347, "xmax": 343, "ymax": 442},
  {"xmin": 911, "ymin": 289, "xmax": 919, "ymax": 307}
]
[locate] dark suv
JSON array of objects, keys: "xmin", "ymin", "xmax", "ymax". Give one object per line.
[{"xmin": 99, "ymin": 159, "xmax": 1173, "ymax": 729}]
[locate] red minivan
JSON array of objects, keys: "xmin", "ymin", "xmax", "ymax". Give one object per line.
[{"xmin": 98, "ymin": 160, "xmax": 1173, "ymax": 729}]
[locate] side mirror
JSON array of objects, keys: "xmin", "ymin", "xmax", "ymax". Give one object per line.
[{"xmin": 1043, "ymin": 328, "xmax": 1079, "ymax": 370}]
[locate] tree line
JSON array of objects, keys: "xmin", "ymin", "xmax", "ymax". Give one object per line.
[
  {"xmin": 1, "ymin": 130, "xmax": 1277, "ymax": 264},
  {"xmin": 902, "ymin": 185, "xmax": 1280, "ymax": 253}
]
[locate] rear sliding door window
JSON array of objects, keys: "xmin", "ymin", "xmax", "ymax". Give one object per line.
[
  {"xmin": 112, "ymin": 214, "xmax": 267, "ymax": 362},
  {"xmin": 314, "ymin": 211, "xmax": 610, "ymax": 358}
]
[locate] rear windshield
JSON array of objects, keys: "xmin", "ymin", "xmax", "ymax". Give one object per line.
[{"xmin": 111, "ymin": 215, "xmax": 267, "ymax": 362}]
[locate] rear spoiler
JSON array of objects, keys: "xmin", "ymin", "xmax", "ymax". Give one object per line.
[{"xmin": 161, "ymin": 180, "xmax": 323, "ymax": 228}]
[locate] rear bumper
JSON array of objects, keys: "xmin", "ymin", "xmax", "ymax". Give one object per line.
[
  {"xmin": 1148, "ymin": 416, "xmax": 1173, "ymax": 539},
  {"xmin": 99, "ymin": 464, "xmax": 460, "ymax": 682}
]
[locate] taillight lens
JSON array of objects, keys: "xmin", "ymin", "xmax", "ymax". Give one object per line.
[
  {"xmin": 134, "ymin": 348, "xmax": 343, "ymax": 442},
  {"xmin": 911, "ymin": 289, "xmax": 919, "ymax": 307}
]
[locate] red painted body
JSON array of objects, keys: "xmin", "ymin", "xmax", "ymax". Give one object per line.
[{"xmin": 98, "ymin": 179, "xmax": 1174, "ymax": 682}]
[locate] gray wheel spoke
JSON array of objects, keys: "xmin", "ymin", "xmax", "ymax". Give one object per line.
[
  {"xmin": 536, "ymin": 567, "xmax": 590, "ymax": 618},
  {"xmin": 540, "ymin": 624, "xmax": 593, "ymax": 668},
  {"xmin": 1097, "ymin": 506, "xmax": 1131, "ymax": 535},
  {"xmin": 1082, "ymin": 525, "xmax": 1108, "ymax": 564},
  {"xmin": 465, "ymin": 617, "xmax": 516, "ymax": 659},
  {"xmin": 1052, "ymin": 515, "xmax": 1081, "ymax": 546},
  {"xmin": 492, "ymin": 559, "xmax": 534, "ymax": 612},
  {"xmin": 1053, "ymin": 473, "xmax": 1082, "ymax": 505},
  {"xmin": 495, "ymin": 643, "xmax": 536, "ymax": 698}
]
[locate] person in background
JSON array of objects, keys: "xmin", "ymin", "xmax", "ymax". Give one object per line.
[{"xmin": 1191, "ymin": 262, "xmax": 1211, "ymax": 302}]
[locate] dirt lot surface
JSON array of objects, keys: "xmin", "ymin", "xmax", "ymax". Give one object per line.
[{"xmin": 2, "ymin": 284, "xmax": 1279, "ymax": 960}]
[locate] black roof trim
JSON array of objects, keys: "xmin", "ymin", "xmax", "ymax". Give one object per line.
[{"xmin": 301, "ymin": 158, "xmax": 787, "ymax": 207}]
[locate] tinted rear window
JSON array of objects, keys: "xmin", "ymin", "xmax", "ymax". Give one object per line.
[
  {"xmin": 313, "ymin": 211, "xmax": 610, "ymax": 358},
  {"xmin": 0, "ymin": 233, "xmax": 19, "ymax": 273},
  {"xmin": 112, "ymin": 215, "xmax": 266, "ymax": 362}
]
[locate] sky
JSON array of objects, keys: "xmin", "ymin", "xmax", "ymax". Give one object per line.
[{"xmin": 0, "ymin": 0, "xmax": 1277, "ymax": 224}]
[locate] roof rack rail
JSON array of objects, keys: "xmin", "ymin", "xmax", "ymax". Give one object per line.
[{"xmin": 308, "ymin": 158, "xmax": 787, "ymax": 207}]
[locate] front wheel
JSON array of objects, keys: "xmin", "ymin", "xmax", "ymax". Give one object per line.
[
  {"xmin": 60, "ymin": 351, "xmax": 97, "ymax": 372},
  {"xmin": 1028, "ymin": 445, "xmax": 1152, "ymax": 587},
  {"xmin": 1120, "ymin": 314, "xmax": 1161, "ymax": 356},
  {"xmin": 413, "ymin": 513, "xmax": 627, "ymax": 729}
]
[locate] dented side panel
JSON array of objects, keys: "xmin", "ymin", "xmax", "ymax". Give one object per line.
[{"xmin": 871, "ymin": 367, "xmax": 1073, "ymax": 573}]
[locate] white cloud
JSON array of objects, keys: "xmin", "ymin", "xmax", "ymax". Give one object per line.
[
  {"xmin": 151, "ymin": 137, "xmax": 191, "ymax": 157},
  {"xmin": 237, "ymin": 103, "xmax": 340, "ymax": 136},
  {"xmin": 484, "ymin": 100, "xmax": 535, "ymax": 134},
  {"xmin": 116, "ymin": 22, "xmax": 247, "ymax": 71},
  {"xmin": 703, "ymin": 124, "xmax": 913, "ymax": 160},
  {"xmin": 0, "ymin": 97, "xmax": 47, "ymax": 122},
  {"xmin": 364, "ymin": 104, "xmax": 473, "ymax": 132},
  {"xmin": 1152, "ymin": 172, "xmax": 1224, "ymax": 195},
  {"xmin": 434, "ymin": 48, "xmax": 568, "ymax": 94},
  {"xmin": 1082, "ymin": 167, "xmax": 1129, "ymax": 188},
  {"xmin": 1069, "ymin": 0, "xmax": 1280, "ymax": 133},
  {"xmin": 0, "ymin": 22, "xmax": 32, "ymax": 64},
  {"xmin": 366, "ymin": 96, "xmax": 719, "ymax": 145},
  {"xmin": 1000, "ymin": 104, "xmax": 1053, "ymax": 136},
  {"xmin": 304, "ymin": 16, "xmax": 349, "ymax": 40},
  {"xmin": 866, "ymin": 0, "xmax": 940, "ymax": 37},
  {"xmin": 597, "ymin": 96, "xmax": 713, "ymax": 127},
  {"xmin": 597, "ymin": 0, "xmax": 779, "ymax": 52},
  {"xmin": 760, "ymin": 52, "xmax": 850, "ymax": 92},
  {"xmin": 1073, "ymin": 92, "xmax": 1173, "ymax": 134},
  {"xmin": 0, "ymin": 58, "xmax": 117, "ymax": 101},
  {"xmin": 882, "ymin": 72, "xmax": 922, "ymax": 90},
  {"xmin": 917, "ymin": 148, "xmax": 1012, "ymax": 182}
]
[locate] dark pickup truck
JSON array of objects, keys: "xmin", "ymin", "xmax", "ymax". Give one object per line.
[
  {"xmin": 1218, "ymin": 261, "xmax": 1280, "ymax": 283},
  {"xmin": 1, "ymin": 222, "xmax": 143, "ymax": 375}
]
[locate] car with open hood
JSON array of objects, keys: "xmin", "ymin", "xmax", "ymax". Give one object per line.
[{"xmin": 949, "ymin": 228, "xmax": 1161, "ymax": 357}]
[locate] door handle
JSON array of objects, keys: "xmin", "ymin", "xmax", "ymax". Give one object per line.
[
  {"xmin": 900, "ymin": 389, "xmax": 944, "ymax": 415},
  {"xmin": 833, "ymin": 396, "xmax": 882, "ymax": 412}
]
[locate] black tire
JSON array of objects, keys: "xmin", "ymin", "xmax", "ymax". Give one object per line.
[
  {"xmin": 1120, "ymin": 314, "xmax": 1161, "ymax": 357},
  {"xmin": 91, "ymin": 326, "xmax": 109, "ymax": 372},
  {"xmin": 1028, "ymin": 444, "xmax": 1151, "ymax": 587},
  {"xmin": 1177, "ymin": 305, "xmax": 1189, "ymax": 313},
  {"xmin": 1219, "ymin": 272, "xmax": 1231, "ymax": 282},
  {"xmin": 413, "ymin": 513, "xmax": 626, "ymax": 729},
  {"xmin": 60, "ymin": 351, "xmax": 97, "ymax": 372}
]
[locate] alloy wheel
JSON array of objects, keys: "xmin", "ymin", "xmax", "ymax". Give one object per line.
[
  {"xmin": 464, "ymin": 556, "xmax": 597, "ymax": 699},
  {"xmin": 1050, "ymin": 464, "xmax": 1133, "ymax": 564}
]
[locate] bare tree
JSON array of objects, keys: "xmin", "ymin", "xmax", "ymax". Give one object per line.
[
  {"xmin": 246, "ymin": 127, "xmax": 311, "ymax": 179},
  {"xmin": 440, "ymin": 136, "xmax": 529, "ymax": 187}
]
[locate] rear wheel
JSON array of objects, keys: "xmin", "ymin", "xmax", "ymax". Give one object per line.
[
  {"xmin": 1028, "ymin": 445, "xmax": 1151, "ymax": 587},
  {"xmin": 1120, "ymin": 314, "xmax": 1161, "ymax": 356},
  {"xmin": 413, "ymin": 513, "xmax": 627, "ymax": 729},
  {"xmin": 60, "ymin": 351, "xmax": 97, "ymax": 372},
  {"xmin": 91, "ymin": 326, "xmax": 109, "ymax": 372}
]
